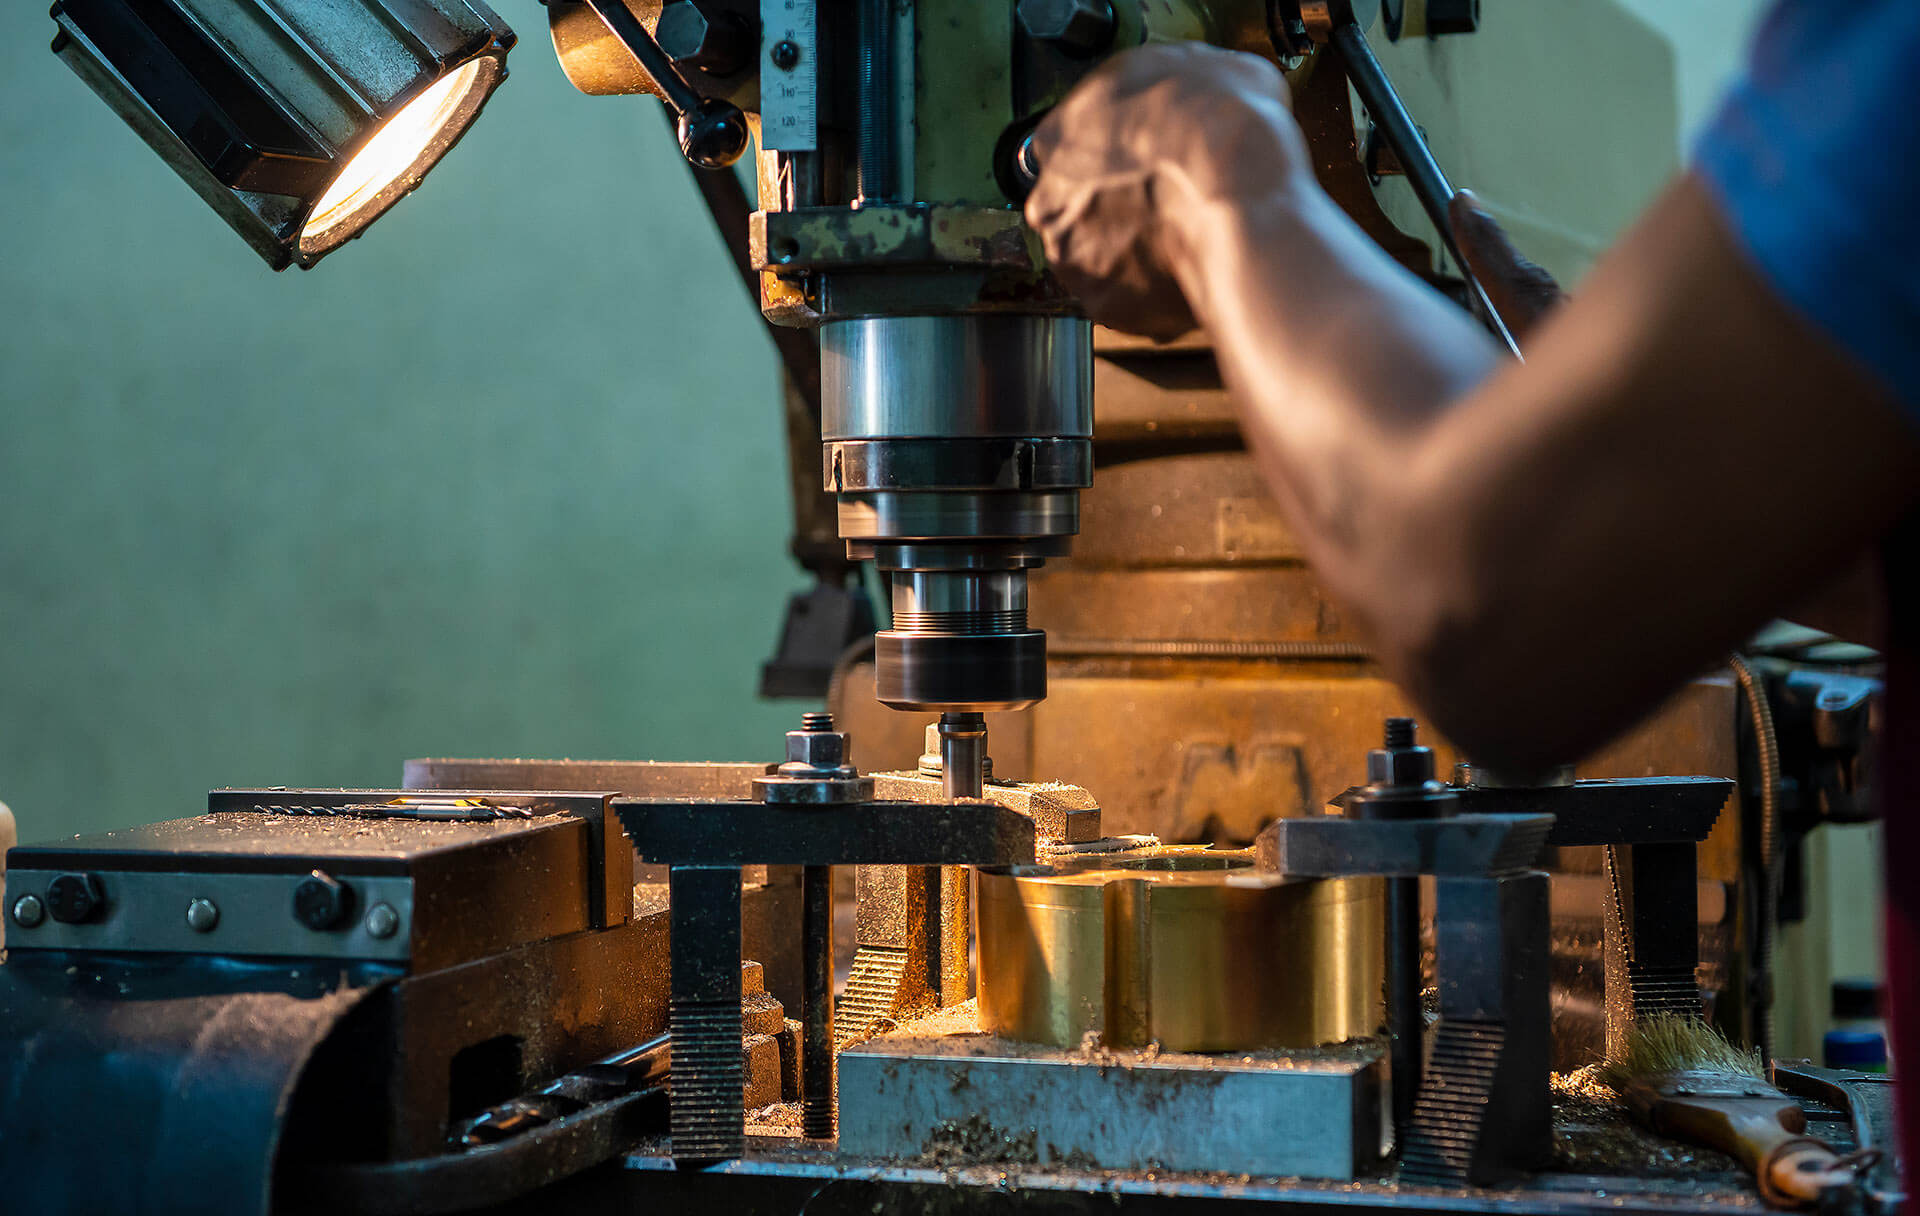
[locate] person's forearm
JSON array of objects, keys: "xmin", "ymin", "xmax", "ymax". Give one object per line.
[
  {"xmin": 1023, "ymin": 41, "xmax": 1920, "ymax": 769},
  {"xmin": 1166, "ymin": 177, "xmax": 1508, "ymax": 697},
  {"xmin": 1162, "ymin": 174, "xmax": 1919, "ymax": 771},
  {"xmin": 1174, "ymin": 181, "xmax": 1502, "ymax": 456}
]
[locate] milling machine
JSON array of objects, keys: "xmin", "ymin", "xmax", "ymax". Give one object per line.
[{"xmin": 3, "ymin": 1, "xmax": 1899, "ymax": 1215}]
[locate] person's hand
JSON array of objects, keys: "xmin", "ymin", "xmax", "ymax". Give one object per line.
[
  {"xmin": 1026, "ymin": 42, "xmax": 1569, "ymax": 345},
  {"xmin": 1024, "ymin": 43, "xmax": 1310, "ymax": 341},
  {"xmin": 1447, "ymin": 190, "xmax": 1566, "ymax": 341}
]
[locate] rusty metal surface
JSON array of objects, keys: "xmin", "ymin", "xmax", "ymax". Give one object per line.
[
  {"xmin": 752, "ymin": 205, "xmax": 1039, "ymax": 274},
  {"xmin": 1030, "ymin": 567, "xmax": 1361, "ymax": 644},
  {"xmin": 404, "ymin": 758, "xmax": 767, "ymax": 800},
  {"xmin": 837, "ymin": 1013, "xmax": 1386, "ymax": 1180},
  {"xmin": 868, "ymin": 771, "xmax": 1101, "ymax": 845},
  {"xmin": 842, "ymin": 863, "xmax": 971, "ymax": 1040},
  {"xmin": 555, "ymin": 1150, "xmax": 1763, "ymax": 1214},
  {"xmin": 1091, "ymin": 351, "xmax": 1244, "ymax": 445},
  {"xmin": 1070, "ymin": 451, "xmax": 1307, "ymax": 567},
  {"xmin": 1034, "ymin": 673, "xmax": 1410, "ymax": 841},
  {"xmin": 837, "ymin": 673, "xmax": 1737, "ymax": 847}
]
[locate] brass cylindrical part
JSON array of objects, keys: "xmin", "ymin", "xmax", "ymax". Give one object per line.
[{"xmin": 977, "ymin": 855, "xmax": 1384, "ymax": 1052}]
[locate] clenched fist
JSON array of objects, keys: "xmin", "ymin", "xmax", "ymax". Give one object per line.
[{"xmin": 1024, "ymin": 44, "xmax": 1311, "ymax": 340}]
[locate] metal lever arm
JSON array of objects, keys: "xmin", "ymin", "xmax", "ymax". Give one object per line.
[
  {"xmin": 581, "ymin": 0, "xmax": 749, "ymax": 168},
  {"xmin": 1323, "ymin": 18, "xmax": 1523, "ymax": 358}
]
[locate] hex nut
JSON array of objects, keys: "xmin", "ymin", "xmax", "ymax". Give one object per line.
[
  {"xmin": 1367, "ymin": 746, "xmax": 1436, "ymax": 789},
  {"xmin": 365, "ymin": 902, "xmax": 401, "ymax": 940},
  {"xmin": 1016, "ymin": 0, "xmax": 1115, "ymax": 56},
  {"xmin": 657, "ymin": 0, "xmax": 752, "ymax": 75},
  {"xmin": 185, "ymin": 897, "xmax": 220, "ymax": 933},
  {"xmin": 11, "ymin": 894, "xmax": 45, "ymax": 929},
  {"xmin": 785, "ymin": 729, "xmax": 849, "ymax": 770}
]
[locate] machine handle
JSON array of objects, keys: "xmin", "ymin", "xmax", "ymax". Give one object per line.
[
  {"xmin": 1327, "ymin": 19, "xmax": 1524, "ymax": 359},
  {"xmin": 581, "ymin": 0, "xmax": 750, "ymax": 168}
]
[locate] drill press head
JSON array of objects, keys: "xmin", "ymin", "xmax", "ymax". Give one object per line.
[
  {"xmin": 544, "ymin": 0, "xmax": 1284, "ymax": 712},
  {"xmin": 825, "ymin": 314, "xmax": 1092, "ymax": 712}
]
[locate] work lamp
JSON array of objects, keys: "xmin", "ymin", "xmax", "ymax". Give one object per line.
[{"xmin": 50, "ymin": 0, "xmax": 515, "ymax": 270}]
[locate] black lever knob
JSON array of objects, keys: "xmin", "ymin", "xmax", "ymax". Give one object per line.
[{"xmin": 582, "ymin": 0, "xmax": 750, "ymax": 169}]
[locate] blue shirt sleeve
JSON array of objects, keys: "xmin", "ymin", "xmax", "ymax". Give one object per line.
[{"xmin": 1694, "ymin": 0, "xmax": 1920, "ymax": 418}]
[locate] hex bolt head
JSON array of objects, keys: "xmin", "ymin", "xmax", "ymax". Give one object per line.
[
  {"xmin": 11, "ymin": 894, "xmax": 45, "ymax": 929},
  {"xmin": 1368, "ymin": 746, "xmax": 1437, "ymax": 788},
  {"xmin": 185, "ymin": 897, "xmax": 220, "ymax": 933},
  {"xmin": 1366, "ymin": 717, "xmax": 1439, "ymax": 788},
  {"xmin": 657, "ymin": 0, "xmax": 753, "ymax": 76},
  {"xmin": 1016, "ymin": 0, "xmax": 1115, "ymax": 57},
  {"xmin": 365, "ymin": 902, "xmax": 401, "ymax": 939},
  {"xmin": 292, "ymin": 870, "xmax": 355, "ymax": 931},
  {"xmin": 46, "ymin": 872, "xmax": 105, "ymax": 924},
  {"xmin": 785, "ymin": 728, "xmax": 849, "ymax": 771}
]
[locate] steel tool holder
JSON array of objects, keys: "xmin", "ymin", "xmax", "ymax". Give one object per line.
[
  {"xmin": 615, "ymin": 795, "xmax": 1035, "ymax": 1162},
  {"xmin": 1265, "ymin": 734, "xmax": 1732, "ymax": 1186}
]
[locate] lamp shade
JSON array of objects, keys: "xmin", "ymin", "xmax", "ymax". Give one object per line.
[{"xmin": 51, "ymin": 0, "xmax": 516, "ymax": 269}]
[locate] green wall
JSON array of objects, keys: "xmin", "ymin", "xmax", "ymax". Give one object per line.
[{"xmin": 0, "ymin": 3, "xmax": 804, "ymax": 841}]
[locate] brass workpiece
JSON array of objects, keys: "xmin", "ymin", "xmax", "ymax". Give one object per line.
[{"xmin": 977, "ymin": 847, "xmax": 1384, "ymax": 1053}]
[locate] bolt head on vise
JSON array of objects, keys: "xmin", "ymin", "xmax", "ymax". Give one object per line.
[
  {"xmin": 1345, "ymin": 717, "xmax": 1458, "ymax": 819},
  {"xmin": 754, "ymin": 712, "xmax": 876, "ymax": 805}
]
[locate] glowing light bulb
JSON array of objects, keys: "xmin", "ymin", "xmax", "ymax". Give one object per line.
[{"xmin": 300, "ymin": 57, "xmax": 497, "ymax": 256}]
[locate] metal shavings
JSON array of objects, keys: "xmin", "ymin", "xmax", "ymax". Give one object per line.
[
  {"xmin": 1039, "ymin": 834, "xmax": 1159, "ymax": 856},
  {"xmin": 919, "ymin": 1113, "xmax": 1039, "ymax": 1167},
  {"xmin": 1552, "ymin": 1068, "xmax": 1745, "ymax": 1177},
  {"xmin": 746, "ymin": 1101, "xmax": 804, "ymax": 1137}
]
